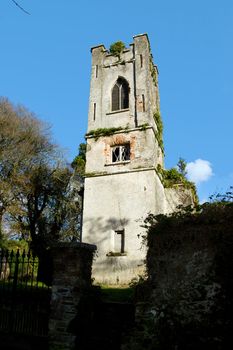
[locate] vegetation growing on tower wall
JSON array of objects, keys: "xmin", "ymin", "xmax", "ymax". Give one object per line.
[
  {"xmin": 109, "ymin": 41, "xmax": 126, "ymax": 56},
  {"xmin": 86, "ymin": 124, "xmax": 156, "ymax": 141},
  {"xmin": 150, "ymin": 58, "xmax": 158, "ymax": 87},
  {"xmin": 157, "ymin": 158, "xmax": 198, "ymax": 205},
  {"xmin": 86, "ymin": 127, "xmax": 124, "ymax": 140},
  {"xmin": 153, "ymin": 111, "xmax": 164, "ymax": 152}
]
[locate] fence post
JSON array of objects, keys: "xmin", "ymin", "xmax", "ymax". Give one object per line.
[
  {"xmin": 48, "ymin": 242, "xmax": 96, "ymax": 350},
  {"xmin": 12, "ymin": 250, "xmax": 20, "ymax": 292}
]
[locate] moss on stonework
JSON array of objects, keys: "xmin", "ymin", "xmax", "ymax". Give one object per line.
[
  {"xmin": 150, "ymin": 59, "xmax": 158, "ymax": 87},
  {"xmin": 86, "ymin": 127, "xmax": 123, "ymax": 140},
  {"xmin": 86, "ymin": 124, "xmax": 152, "ymax": 141},
  {"xmin": 84, "ymin": 171, "xmax": 107, "ymax": 177},
  {"xmin": 153, "ymin": 112, "xmax": 164, "ymax": 152},
  {"xmin": 139, "ymin": 123, "xmax": 149, "ymax": 130}
]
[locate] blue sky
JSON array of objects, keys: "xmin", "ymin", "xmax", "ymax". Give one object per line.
[{"xmin": 0, "ymin": 0, "xmax": 232, "ymax": 202}]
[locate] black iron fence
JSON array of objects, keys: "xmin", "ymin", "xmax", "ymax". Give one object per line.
[{"xmin": 0, "ymin": 249, "xmax": 51, "ymax": 337}]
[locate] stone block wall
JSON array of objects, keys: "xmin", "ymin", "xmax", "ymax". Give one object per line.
[{"xmin": 49, "ymin": 242, "xmax": 96, "ymax": 350}]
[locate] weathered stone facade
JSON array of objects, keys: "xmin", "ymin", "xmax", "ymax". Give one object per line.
[{"xmin": 82, "ymin": 34, "xmax": 193, "ymax": 285}]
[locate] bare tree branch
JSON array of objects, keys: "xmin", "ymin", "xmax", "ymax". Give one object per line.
[{"xmin": 11, "ymin": 0, "xmax": 30, "ymax": 15}]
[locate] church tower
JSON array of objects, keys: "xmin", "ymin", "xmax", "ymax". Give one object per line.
[{"xmin": 82, "ymin": 34, "xmax": 167, "ymax": 284}]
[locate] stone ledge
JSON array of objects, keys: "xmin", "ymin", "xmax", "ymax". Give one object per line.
[
  {"xmin": 85, "ymin": 166, "xmax": 156, "ymax": 178},
  {"xmin": 50, "ymin": 241, "xmax": 96, "ymax": 251},
  {"xmin": 106, "ymin": 108, "xmax": 129, "ymax": 115},
  {"xmin": 105, "ymin": 160, "xmax": 130, "ymax": 167}
]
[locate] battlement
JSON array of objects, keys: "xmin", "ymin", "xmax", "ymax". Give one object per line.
[{"xmin": 91, "ymin": 33, "xmax": 152, "ymax": 66}]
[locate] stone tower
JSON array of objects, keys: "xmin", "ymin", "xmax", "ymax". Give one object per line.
[{"xmin": 82, "ymin": 34, "xmax": 184, "ymax": 284}]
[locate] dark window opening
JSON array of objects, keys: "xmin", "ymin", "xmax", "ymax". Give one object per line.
[
  {"xmin": 140, "ymin": 54, "xmax": 143, "ymax": 68},
  {"xmin": 121, "ymin": 80, "xmax": 129, "ymax": 109},
  {"xmin": 142, "ymin": 94, "xmax": 145, "ymax": 112},
  {"xmin": 112, "ymin": 78, "xmax": 129, "ymax": 111},
  {"xmin": 93, "ymin": 103, "xmax": 96, "ymax": 120},
  {"xmin": 95, "ymin": 65, "xmax": 98, "ymax": 78},
  {"xmin": 114, "ymin": 230, "xmax": 125, "ymax": 253}
]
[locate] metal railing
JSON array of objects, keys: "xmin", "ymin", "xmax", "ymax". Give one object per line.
[
  {"xmin": 0, "ymin": 249, "xmax": 49, "ymax": 290},
  {"xmin": 0, "ymin": 249, "xmax": 51, "ymax": 337}
]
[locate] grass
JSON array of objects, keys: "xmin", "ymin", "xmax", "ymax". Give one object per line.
[
  {"xmin": 99, "ymin": 284, "xmax": 134, "ymax": 303},
  {"xmin": 0, "ymin": 279, "xmax": 48, "ymax": 288}
]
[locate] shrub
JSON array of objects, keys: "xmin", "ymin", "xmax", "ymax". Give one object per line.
[{"xmin": 109, "ymin": 41, "xmax": 126, "ymax": 56}]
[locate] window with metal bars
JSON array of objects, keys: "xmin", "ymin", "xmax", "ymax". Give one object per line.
[
  {"xmin": 112, "ymin": 144, "xmax": 130, "ymax": 163},
  {"xmin": 112, "ymin": 78, "xmax": 129, "ymax": 111}
]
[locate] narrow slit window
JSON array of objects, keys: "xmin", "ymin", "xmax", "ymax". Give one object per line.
[
  {"xmin": 93, "ymin": 103, "xmax": 96, "ymax": 121},
  {"xmin": 112, "ymin": 144, "xmax": 130, "ymax": 163},
  {"xmin": 114, "ymin": 230, "xmax": 125, "ymax": 253},
  {"xmin": 140, "ymin": 54, "xmax": 143, "ymax": 68},
  {"xmin": 142, "ymin": 94, "xmax": 145, "ymax": 112},
  {"xmin": 95, "ymin": 65, "xmax": 98, "ymax": 78}
]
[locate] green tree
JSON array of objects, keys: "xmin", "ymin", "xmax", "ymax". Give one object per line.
[
  {"xmin": 71, "ymin": 143, "xmax": 86, "ymax": 175},
  {"xmin": 177, "ymin": 157, "xmax": 187, "ymax": 177}
]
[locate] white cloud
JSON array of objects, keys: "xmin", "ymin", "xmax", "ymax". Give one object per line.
[{"xmin": 186, "ymin": 159, "xmax": 213, "ymax": 185}]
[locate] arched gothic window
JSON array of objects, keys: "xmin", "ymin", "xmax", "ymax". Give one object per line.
[{"xmin": 112, "ymin": 78, "xmax": 129, "ymax": 111}]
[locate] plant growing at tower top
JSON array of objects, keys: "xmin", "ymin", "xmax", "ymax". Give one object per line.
[{"xmin": 109, "ymin": 41, "xmax": 126, "ymax": 56}]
